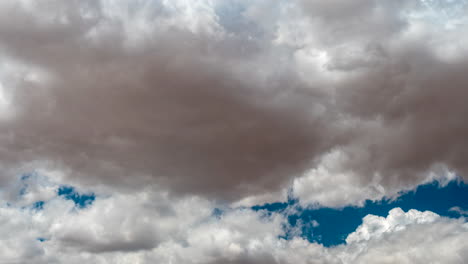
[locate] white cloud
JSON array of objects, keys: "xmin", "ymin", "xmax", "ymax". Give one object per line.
[
  {"xmin": 341, "ymin": 208, "xmax": 468, "ymax": 264},
  {"xmin": 1, "ymin": 179, "xmax": 467, "ymax": 264},
  {"xmin": 292, "ymin": 149, "xmax": 387, "ymax": 208},
  {"xmin": 345, "ymin": 208, "xmax": 440, "ymax": 244}
]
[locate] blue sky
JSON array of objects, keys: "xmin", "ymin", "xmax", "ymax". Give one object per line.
[
  {"xmin": 254, "ymin": 178, "xmax": 468, "ymax": 247},
  {"xmin": 57, "ymin": 186, "xmax": 95, "ymax": 208}
]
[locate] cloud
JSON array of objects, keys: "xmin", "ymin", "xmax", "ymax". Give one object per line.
[
  {"xmin": 282, "ymin": 0, "xmax": 468, "ymax": 205},
  {"xmin": 342, "ymin": 208, "xmax": 468, "ymax": 264},
  {"xmin": 0, "ymin": 0, "xmax": 336, "ymax": 203},
  {"xmin": 0, "ymin": 0, "xmax": 467, "ymax": 208},
  {"xmin": 450, "ymin": 206, "xmax": 468, "ymax": 216},
  {"xmin": 0, "ymin": 176, "xmax": 467, "ymax": 264},
  {"xmin": 345, "ymin": 208, "xmax": 440, "ymax": 244},
  {"xmin": 2, "ymin": 1, "xmax": 468, "ymax": 263}
]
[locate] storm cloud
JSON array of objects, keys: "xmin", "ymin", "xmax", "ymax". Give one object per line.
[
  {"xmin": 0, "ymin": 0, "xmax": 338, "ymax": 202},
  {"xmin": 1, "ymin": 1, "xmax": 468, "ymax": 262},
  {"xmin": 1, "ymin": 0, "xmax": 468, "ymax": 206}
]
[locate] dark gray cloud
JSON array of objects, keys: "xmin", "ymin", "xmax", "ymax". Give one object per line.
[
  {"xmin": 331, "ymin": 34, "xmax": 468, "ymax": 193},
  {"xmin": 289, "ymin": 0, "xmax": 468, "ymax": 204},
  {"xmin": 0, "ymin": 0, "xmax": 337, "ymax": 202},
  {"xmin": 1, "ymin": 0, "xmax": 468, "ymax": 206}
]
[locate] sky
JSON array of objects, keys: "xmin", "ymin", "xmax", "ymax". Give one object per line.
[{"xmin": 0, "ymin": 0, "xmax": 467, "ymax": 263}]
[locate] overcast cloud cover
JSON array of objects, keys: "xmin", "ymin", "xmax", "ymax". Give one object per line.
[{"xmin": 0, "ymin": 0, "xmax": 468, "ymax": 263}]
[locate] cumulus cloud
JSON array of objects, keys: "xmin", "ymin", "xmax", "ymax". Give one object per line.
[
  {"xmin": 282, "ymin": 0, "xmax": 468, "ymax": 205},
  {"xmin": 1, "ymin": 176, "xmax": 467, "ymax": 264},
  {"xmin": 341, "ymin": 208, "xmax": 468, "ymax": 264},
  {"xmin": 0, "ymin": 0, "xmax": 336, "ymax": 203},
  {"xmin": 1, "ymin": 1, "xmax": 468, "ymax": 262},
  {"xmin": 0, "ymin": 0, "xmax": 468, "ymax": 264},
  {"xmin": 0, "ymin": 0, "xmax": 467, "ymax": 207}
]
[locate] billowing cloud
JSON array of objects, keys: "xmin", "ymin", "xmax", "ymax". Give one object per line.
[
  {"xmin": 282, "ymin": 0, "xmax": 468, "ymax": 205},
  {"xmin": 1, "ymin": 0, "xmax": 467, "ymax": 207},
  {"xmin": 0, "ymin": 0, "xmax": 337, "ymax": 203},
  {"xmin": 0, "ymin": 175, "xmax": 467, "ymax": 264},
  {"xmin": 1, "ymin": 1, "xmax": 468, "ymax": 262},
  {"xmin": 342, "ymin": 208, "xmax": 468, "ymax": 263},
  {"xmin": 1, "ymin": 0, "xmax": 468, "ymax": 207}
]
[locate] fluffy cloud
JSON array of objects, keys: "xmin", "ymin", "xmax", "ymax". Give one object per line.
[
  {"xmin": 0, "ymin": 0, "xmax": 335, "ymax": 203},
  {"xmin": 0, "ymin": 175, "xmax": 467, "ymax": 264},
  {"xmin": 1, "ymin": 0, "xmax": 467, "ymax": 207},
  {"xmin": 1, "ymin": 1, "xmax": 468, "ymax": 262},
  {"xmin": 281, "ymin": 0, "xmax": 468, "ymax": 206},
  {"xmin": 342, "ymin": 208, "xmax": 468, "ymax": 264}
]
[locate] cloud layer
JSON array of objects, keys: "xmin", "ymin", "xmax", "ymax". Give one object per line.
[
  {"xmin": 1, "ymin": 0, "xmax": 467, "ymax": 207},
  {"xmin": 1, "ymin": 174, "xmax": 467, "ymax": 264},
  {"xmin": 0, "ymin": 0, "xmax": 336, "ymax": 203},
  {"xmin": 1, "ymin": 1, "xmax": 468, "ymax": 262},
  {"xmin": 1, "ymin": 0, "xmax": 468, "ymax": 206}
]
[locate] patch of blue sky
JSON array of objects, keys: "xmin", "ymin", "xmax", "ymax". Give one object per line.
[
  {"xmin": 417, "ymin": 0, "xmax": 468, "ymax": 29},
  {"xmin": 57, "ymin": 186, "xmax": 95, "ymax": 209},
  {"xmin": 214, "ymin": 0, "xmax": 266, "ymax": 38},
  {"xmin": 14, "ymin": 173, "xmax": 96, "ymax": 210},
  {"xmin": 36, "ymin": 237, "xmax": 48, "ymax": 242},
  {"xmin": 253, "ymin": 178, "xmax": 468, "ymax": 247},
  {"xmin": 214, "ymin": 0, "xmax": 246, "ymax": 30},
  {"xmin": 32, "ymin": 201, "xmax": 45, "ymax": 210},
  {"xmin": 212, "ymin": 207, "xmax": 224, "ymax": 219},
  {"xmin": 18, "ymin": 172, "xmax": 36, "ymax": 196}
]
